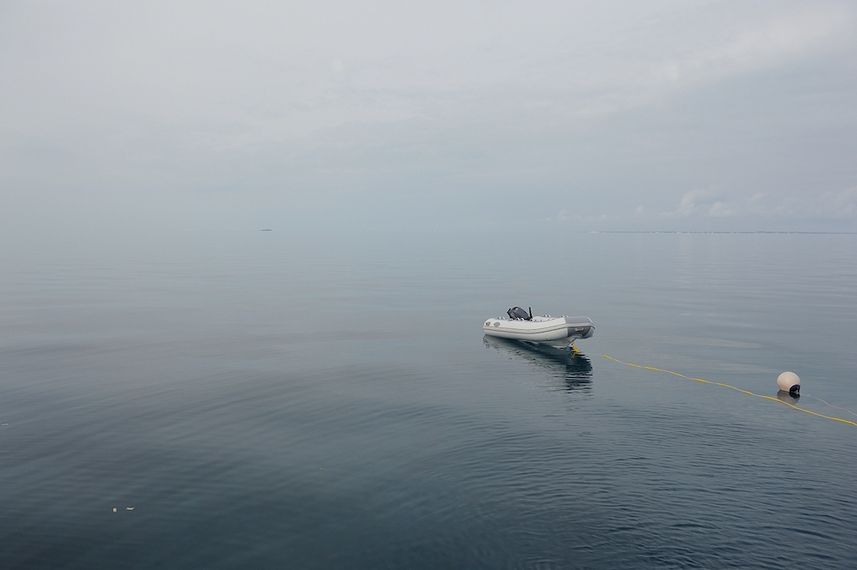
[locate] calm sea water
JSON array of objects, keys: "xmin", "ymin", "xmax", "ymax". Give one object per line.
[{"xmin": 1, "ymin": 231, "xmax": 856, "ymax": 568}]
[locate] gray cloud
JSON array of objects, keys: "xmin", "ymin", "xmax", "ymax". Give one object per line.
[{"xmin": 2, "ymin": 0, "xmax": 856, "ymax": 236}]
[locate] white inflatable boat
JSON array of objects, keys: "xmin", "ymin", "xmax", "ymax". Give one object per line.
[{"xmin": 483, "ymin": 306, "xmax": 595, "ymax": 345}]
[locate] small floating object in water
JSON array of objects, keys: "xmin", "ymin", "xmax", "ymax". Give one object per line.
[
  {"xmin": 112, "ymin": 507, "xmax": 117, "ymax": 513},
  {"xmin": 483, "ymin": 306, "xmax": 595, "ymax": 347},
  {"xmin": 777, "ymin": 371, "xmax": 801, "ymax": 397},
  {"xmin": 125, "ymin": 506, "xmax": 135, "ymax": 511}
]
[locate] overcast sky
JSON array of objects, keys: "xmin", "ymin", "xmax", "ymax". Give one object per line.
[{"xmin": 2, "ymin": 0, "xmax": 856, "ymax": 235}]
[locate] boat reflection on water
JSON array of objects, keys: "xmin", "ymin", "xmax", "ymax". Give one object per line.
[{"xmin": 482, "ymin": 336, "xmax": 593, "ymax": 392}]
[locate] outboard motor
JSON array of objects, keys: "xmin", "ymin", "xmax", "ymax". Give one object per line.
[{"xmin": 507, "ymin": 306, "xmax": 533, "ymax": 320}]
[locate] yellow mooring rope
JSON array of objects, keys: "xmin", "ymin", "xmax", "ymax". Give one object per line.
[{"xmin": 601, "ymin": 353, "xmax": 857, "ymax": 429}]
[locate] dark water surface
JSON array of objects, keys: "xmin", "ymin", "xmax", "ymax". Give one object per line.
[{"xmin": 2, "ymin": 232, "xmax": 856, "ymax": 568}]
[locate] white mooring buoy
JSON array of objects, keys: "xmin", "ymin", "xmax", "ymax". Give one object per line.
[{"xmin": 777, "ymin": 371, "xmax": 801, "ymax": 397}]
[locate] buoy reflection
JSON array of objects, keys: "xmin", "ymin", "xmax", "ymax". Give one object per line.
[
  {"xmin": 776, "ymin": 390, "xmax": 800, "ymax": 404},
  {"xmin": 482, "ymin": 336, "xmax": 593, "ymax": 392}
]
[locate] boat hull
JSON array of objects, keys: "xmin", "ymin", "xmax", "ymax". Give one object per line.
[{"xmin": 482, "ymin": 316, "xmax": 595, "ymax": 343}]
